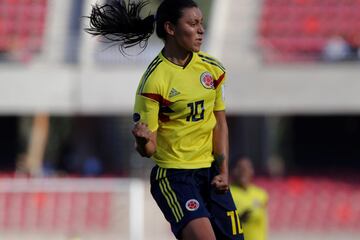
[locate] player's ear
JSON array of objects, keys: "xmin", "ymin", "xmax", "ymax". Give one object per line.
[{"xmin": 164, "ymin": 21, "xmax": 176, "ymax": 37}]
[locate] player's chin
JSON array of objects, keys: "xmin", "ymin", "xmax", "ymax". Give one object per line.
[{"xmin": 191, "ymin": 45, "xmax": 202, "ymax": 53}]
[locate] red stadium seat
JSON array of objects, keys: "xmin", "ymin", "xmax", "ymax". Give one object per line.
[
  {"xmin": 0, "ymin": 0, "xmax": 48, "ymax": 62},
  {"xmin": 259, "ymin": 0, "xmax": 360, "ymax": 62},
  {"xmin": 254, "ymin": 176, "xmax": 360, "ymax": 231}
]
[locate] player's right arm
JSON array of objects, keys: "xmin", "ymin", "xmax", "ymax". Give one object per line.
[
  {"xmin": 132, "ymin": 66, "xmax": 162, "ymax": 158},
  {"xmin": 132, "ymin": 122, "xmax": 157, "ymax": 157}
]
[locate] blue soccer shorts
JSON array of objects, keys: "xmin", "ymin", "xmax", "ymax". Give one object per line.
[{"xmin": 150, "ymin": 162, "xmax": 244, "ymax": 239}]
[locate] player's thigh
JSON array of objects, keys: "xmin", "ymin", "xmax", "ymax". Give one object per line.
[{"xmin": 180, "ymin": 217, "xmax": 216, "ymax": 240}]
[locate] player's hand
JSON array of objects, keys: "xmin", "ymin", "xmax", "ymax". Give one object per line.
[
  {"xmin": 132, "ymin": 122, "xmax": 151, "ymax": 145},
  {"xmin": 211, "ymin": 173, "xmax": 229, "ymax": 194}
]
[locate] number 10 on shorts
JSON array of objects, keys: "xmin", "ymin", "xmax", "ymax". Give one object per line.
[{"xmin": 227, "ymin": 210, "xmax": 243, "ymax": 235}]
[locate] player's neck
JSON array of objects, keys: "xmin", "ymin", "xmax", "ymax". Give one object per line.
[{"xmin": 163, "ymin": 42, "xmax": 192, "ymax": 67}]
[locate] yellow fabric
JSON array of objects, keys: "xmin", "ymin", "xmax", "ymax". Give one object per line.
[
  {"xmin": 230, "ymin": 184, "xmax": 269, "ymax": 240},
  {"xmin": 133, "ymin": 51, "xmax": 226, "ymax": 169}
]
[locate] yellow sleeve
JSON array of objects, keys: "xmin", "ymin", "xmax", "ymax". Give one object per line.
[
  {"xmin": 133, "ymin": 95, "xmax": 159, "ymax": 132},
  {"xmin": 214, "ymin": 72, "xmax": 226, "ymax": 111},
  {"xmin": 133, "ymin": 76, "xmax": 161, "ymax": 132}
]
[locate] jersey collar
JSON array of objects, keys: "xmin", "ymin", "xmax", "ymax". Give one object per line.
[{"xmin": 159, "ymin": 51, "xmax": 196, "ymax": 70}]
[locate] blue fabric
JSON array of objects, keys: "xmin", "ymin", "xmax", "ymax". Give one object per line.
[{"xmin": 150, "ymin": 163, "xmax": 245, "ymax": 240}]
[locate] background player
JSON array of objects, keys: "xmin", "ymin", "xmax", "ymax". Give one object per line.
[
  {"xmin": 230, "ymin": 156, "xmax": 269, "ymax": 240},
  {"xmin": 86, "ymin": 0, "xmax": 244, "ymax": 239}
]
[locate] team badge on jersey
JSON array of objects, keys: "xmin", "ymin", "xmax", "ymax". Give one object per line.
[
  {"xmin": 200, "ymin": 72, "xmax": 214, "ymax": 89},
  {"xmin": 185, "ymin": 199, "xmax": 200, "ymax": 211}
]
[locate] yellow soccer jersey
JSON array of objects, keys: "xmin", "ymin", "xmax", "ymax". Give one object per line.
[
  {"xmin": 230, "ymin": 184, "xmax": 269, "ymax": 240},
  {"xmin": 133, "ymin": 51, "xmax": 226, "ymax": 169}
]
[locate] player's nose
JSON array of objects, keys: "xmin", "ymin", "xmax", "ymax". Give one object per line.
[{"xmin": 198, "ymin": 24, "xmax": 205, "ymax": 34}]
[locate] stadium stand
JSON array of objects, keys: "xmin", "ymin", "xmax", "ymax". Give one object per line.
[
  {"xmin": 259, "ymin": 0, "xmax": 360, "ymax": 62},
  {"xmin": 0, "ymin": 177, "xmax": 145, "ymax": 240},
  {"xmin": 0, "ymin": 0, "xmax": 48, "ymax": 62},
  {"xmin": 255, "ymin": 176, "xmax": 360, "ymax": 231},
  {"xmin": 1, "ymin": 175, "xmax": 359, "ymax": 238}
]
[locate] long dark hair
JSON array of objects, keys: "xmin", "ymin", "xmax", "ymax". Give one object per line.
[{"xmin": 85, "ymin": 0, "xmax": 198, "ymax": 53}]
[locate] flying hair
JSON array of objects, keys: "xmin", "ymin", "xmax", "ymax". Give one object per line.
[{"xmin": 85, "ymin": 0, "xmax": 155, "ymax": 54}]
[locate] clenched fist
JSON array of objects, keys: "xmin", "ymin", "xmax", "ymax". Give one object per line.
[
  {"xmin": 132, "ymin": 122, "xmax": 151, "ymax": 144},
  {"xmin": 211, "ymin": 173, "xmax": 229, "ymax": 193}
]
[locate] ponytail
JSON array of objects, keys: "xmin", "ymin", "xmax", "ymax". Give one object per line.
[{"xmin": 85, "ymin": 0, "xmax": 155, "ymax": 53}]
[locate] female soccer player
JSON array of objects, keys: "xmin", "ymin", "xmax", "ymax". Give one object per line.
[{"xmin": 86, "ymin": 0, "xmax": 244, "ymax": 239}]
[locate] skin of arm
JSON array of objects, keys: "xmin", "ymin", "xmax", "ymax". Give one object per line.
[
  {"xmin": 211, "ymin": 110, "xmax": 229, "ymax": 192},
  {"xmin": 132, "ymin": 122, "xmax": 157, "ymax": 158}
]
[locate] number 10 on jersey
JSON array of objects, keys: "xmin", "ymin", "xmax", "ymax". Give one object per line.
[{"xmin": 186, "ymin": 100, "xmax": 204, "ymax": 122}]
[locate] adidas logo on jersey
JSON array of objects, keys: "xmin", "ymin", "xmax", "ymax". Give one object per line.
[{"xmin": 169, "ymin": 88, "xmax": 181, "ymax": 98}]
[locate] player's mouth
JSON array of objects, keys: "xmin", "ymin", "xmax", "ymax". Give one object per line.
[{"xmin": 196, "ymin": 38, "xmax": 203, "ymax": 45}]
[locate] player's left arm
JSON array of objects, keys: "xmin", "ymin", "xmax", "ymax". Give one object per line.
[{"xmin": 211, "ymin": 110, "xmax": 229, "ymax": 193}]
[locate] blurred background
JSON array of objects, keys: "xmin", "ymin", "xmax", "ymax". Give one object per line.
[{"xmin": 0, "ymin": 0, "xmax": 360, "ymax": 239}]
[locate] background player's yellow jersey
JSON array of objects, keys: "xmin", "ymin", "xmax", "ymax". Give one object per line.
[
  {"xmin": 230, "ymin": 184, "xmax": 269, "ymax": 240},
  {"xmin": 133, "ymin": 51, "xmax": 226, "ymax": 169}
]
